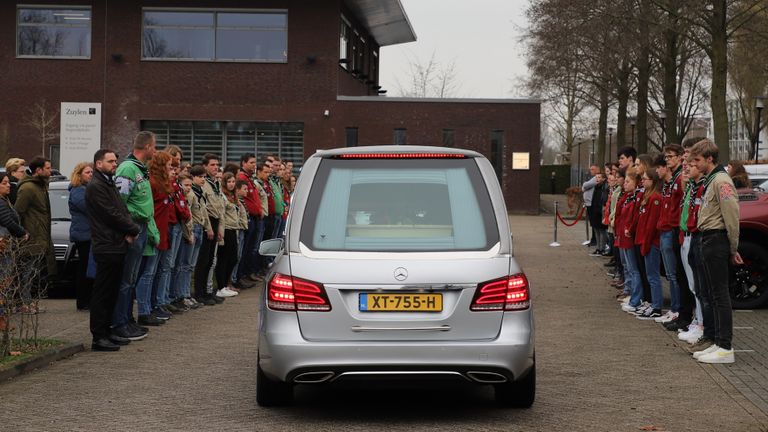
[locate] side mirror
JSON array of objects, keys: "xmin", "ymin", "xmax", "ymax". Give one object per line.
[{"xmin": 259, "ymin": 238, "xmax": 284, "ymax": 257}]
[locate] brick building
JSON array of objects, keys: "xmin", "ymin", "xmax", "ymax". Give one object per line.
[{"xmin": 1, "ymin": 1, "xmax": 541, "ymax": 213}]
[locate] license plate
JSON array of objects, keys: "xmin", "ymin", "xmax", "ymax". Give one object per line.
[{"xmin": 359, "ymin": 293, "xmax": 442, "ymax": 312}]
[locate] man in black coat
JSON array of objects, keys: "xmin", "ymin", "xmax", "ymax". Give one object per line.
[{"xmin": 85, "ymin": 149, "xmax": 142, "ymax": 351}]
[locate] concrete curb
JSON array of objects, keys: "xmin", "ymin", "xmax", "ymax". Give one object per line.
[{"xmin": 0, "ymin": 342, "xmax": 85, "ymax": 383}]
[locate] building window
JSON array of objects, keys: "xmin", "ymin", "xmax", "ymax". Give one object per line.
[
  {"xmin": 490, "ymin": 130, "xmax": 504, "ymax": 181},
  {"xmin": 339, "ymin": 16, "xmax": 351, "ymax": 69},
  {"xmin": 142, "ymin": 10, "xmax": 287, "ymax": 62},
  {"xmin": 142, "ymin": 120, "xmax": 304, "ymax": 173},
  {"xmin": 442, "ymin": 129, "xmax": 455, "ymax": 147},
  {"xmin": 394, "ymin": 128, "xmax": 407, "ymax": 145},
  {"xmin": 16, "ymin": 6, "xmax": 92, "ymax": 58},
  {"xmin": 346, "ymin": 127, "xmax": 358, "ymax": 147}
]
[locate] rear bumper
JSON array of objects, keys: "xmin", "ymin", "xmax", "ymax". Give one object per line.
[{"xmin": 258, "ymin": 310, "xmax": 535, "ymax": 384}]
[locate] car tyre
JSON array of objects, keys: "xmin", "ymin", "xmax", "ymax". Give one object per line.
[
  {"xmin": 494, "ymin": 364, "xmax": 535, "ymax": 408},
  {"xmin": 256, "ymin": 360, "xmax": 293, "ymax": 407},
  {"xmin": 730, "ymin": 240, "xmax": 768, "ymax": 309}
]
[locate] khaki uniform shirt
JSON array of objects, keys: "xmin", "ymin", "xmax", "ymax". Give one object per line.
[
  {"xmin": 202, "ymin": 177, "xmax": 226, "ymax": 239},
  {"xmin": 697, "ymin": 169, "xmax": 740, "ymax": 255},
  {"xmin": 184, "ymin": 189, "xmax": 212, "ymax": 242}
]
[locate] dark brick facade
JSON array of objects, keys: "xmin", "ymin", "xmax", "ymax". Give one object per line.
[{"xmin": 0, "ymin": 1, "xmax": 540, "ymax": 213}]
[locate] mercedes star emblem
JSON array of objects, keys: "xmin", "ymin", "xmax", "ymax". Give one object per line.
[{"xmin": 394, "ymin": 267, "xmax": 408, "ymax": 281}]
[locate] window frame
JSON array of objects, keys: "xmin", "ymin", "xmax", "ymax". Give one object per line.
[
  {"xmin": 141, "ymin": 7, "xmax": 288, "ymax": 63},
  {"xmin": 16, "ymin": 5, "xmax": 93, "ymax": 60}
]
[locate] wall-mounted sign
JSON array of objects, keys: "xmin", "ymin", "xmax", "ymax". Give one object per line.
[
  {"xmin": 512, "ymin": 152, "xmax": 530, "ymax": 170},
  {"xmin": 60, "ymin": 102, "xmax": 101, "ymax": 178}
]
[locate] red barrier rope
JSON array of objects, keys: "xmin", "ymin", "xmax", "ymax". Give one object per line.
[{"xmin": 556, "ymin": 206, "xmax": 586, "ymax": 227}]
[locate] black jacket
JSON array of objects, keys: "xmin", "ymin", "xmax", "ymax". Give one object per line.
[
  {"xmin": 0, "ymin": 196, "xmax": 26, "ymax": 238},
  {"xmin": 86, "ymin": 170, "xmax": 140, "ymax": 255}
]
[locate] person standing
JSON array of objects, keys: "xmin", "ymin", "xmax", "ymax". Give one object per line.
[
  {"xmin": 689, "ymin": 139, "xmax": 742, "ymax": 364},
  {"xmin": 172, "ymin": 169, "xmax": 210, "ymax": 309},
  {"xmin": 68, "ymin": 162, "xmax": 94, "ymax": 311},
  {"xmin": 5, "ymin": 158, "xmax": 26, "ymax": 205},
  {"xmin": 0, "ymin": 172, "xmax": 28, "ymax": 331},
  {"xmin": 15, "ymin": 156, "xmax": 56, "ymax": 310},
  {"xmin": 581, "ymin": 165, "xmax": 600, "ymax": 247},
  {"xmin": 113, "ymin": 131, "xmax": 159, "ymax": 337},
  {"xmin": 655, "ymin": 145, "xmax": 694, "ymax": 332},
  {"xmin": 86, "ymin": 149, "xmax": 142, "ymax": 351},
  {"xmin": 235, "ymin": 153, "xmax": 264, "ymax": 287},
  {"xmin": 214, "ymin": 173, "xmax": 242, "ymax": 298},
  {"xmin": 195, "ymin": 154, "xmax": 226, "ymax": 305}
]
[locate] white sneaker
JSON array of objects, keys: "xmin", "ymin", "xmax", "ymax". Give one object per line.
[
  {"xmin": 216, "ymin": 288, "xmax": 238, "ymax": 298},
  {"xmin": 656, "ymin": 311, "xmax": 678, "ymax": 323},
  {"xmin": 697, "ymin": 347, "xmax": 735, "ymax": 364},
  {"xmin": 631, "ymin": 302, "xmax": 651, "ymax": 316},
  {"xmin": 621, "ymin": 303, "xmax": 638, "ymax": 313},
  {"xmin": 693, "ymin": 344, "xmax": 720, "ymax": 359},
  {"xmin": 679, "ymin": 325, "xmax": 703, "ymax": 343}
]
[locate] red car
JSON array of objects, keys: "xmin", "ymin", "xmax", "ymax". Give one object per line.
[{"xmin": 733, "ymin": 190, "xmax": 768, "ymax": 309}]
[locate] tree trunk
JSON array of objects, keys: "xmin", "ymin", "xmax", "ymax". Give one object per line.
[
  {"xmin": 709, "ymin": 0, "xmax": 730, "ymax": 158},
  {"xmin": 663, "ymin": 25, "xmax": 680, "ymax": 144},
  {"xmin": 598, "ymin": 88, "xmax": 609, "ymax": 165},
  {"xmin": 616, "ymin": 62, "xmax": 630, "ymax": 153},
  {"xmin": 635, "ymin": 0, "xmax": 651, "ymax": 154}
]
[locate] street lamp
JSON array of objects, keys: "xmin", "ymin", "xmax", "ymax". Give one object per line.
[
  {"xmin": 629, "ymin": 116, "xmax": 637, "ymax": 148},
  {"xmin": 607, "ymin": 127, "xmax": 614, "ymax": 162},
  {"xmin": 755, "ymin": 97, "xmax": 765, "ymax": 162},
  {"xmin": 577, "ymin": 137, "xmax": 582, "ymax": 184},
  {"xmin": 590, "ymin": 133, "xmax": 596, "ymax": 166},
  {"xmin": 658, "ymin": 109, "xmax": 668, "ymax": 145}
]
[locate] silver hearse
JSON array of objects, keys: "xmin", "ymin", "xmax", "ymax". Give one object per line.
[{"xmin": 257, "ymin": 146, "xmax": 535, "ymax": 407}]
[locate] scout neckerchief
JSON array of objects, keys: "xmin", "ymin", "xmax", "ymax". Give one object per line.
[
  {"xmin": 191, "ymin": 183, "xmax": 206, "ymax": 204},
  {"xmin": 205, "ymin": 175, "xmax": 221, "ymax": 195},
  {"xmin": 703, "ymin": 164, "xmax": 726, "ymax": 195},
  {"xmin": 662, "ymin": 164, "xmax": 682, "ymax": 199}
]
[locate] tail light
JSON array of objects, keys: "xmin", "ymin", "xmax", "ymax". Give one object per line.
[
  {"xmin": 470, "ymin": 274, "xmax": 530, "ymax": 311},
  {"xmin": 268, "ymin": 273, "xmax": 332, "ymax": 312},
  {"xmin": 335, "ymin": 153, "xmax": 466, "ymax": 159}
]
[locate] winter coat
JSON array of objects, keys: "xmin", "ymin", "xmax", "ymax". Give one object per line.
[
  {"xmin": 0, "ymin": 196, "xmax": 26, "ymax": 238},
  {"xmin": 68, "ymin": 184, "xmax": 91, "ymax": 242},
  {"xmin": 9, "ymin": 177, "xmax": 19, "ymax": 205},
  {"xmin": 114, "ymin": 154, "xmax": 160, "ymax": 253},
  {"xmin": 14, "ymin": 173, "xmax": 56, "ymax": 275},
  {"xmin": 86, "ymin": 170, "xmax": 140, "ymax": 255}
]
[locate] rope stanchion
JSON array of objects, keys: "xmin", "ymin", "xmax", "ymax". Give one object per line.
[
  {"xmin": 556, "ymin": 206, "xmax": 586, "ymax": 227},
  {"xmin": 549, "ymin": 201, "xmax": 561, "ymax": 247}
]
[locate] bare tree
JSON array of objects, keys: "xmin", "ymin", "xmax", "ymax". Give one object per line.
[
  {"xmin": 0, "ymin": 238, "xmax": 48, "ymax": 358},
  {"xmin": 395, "ymin": 52, "xmax": 462, "ymax": 98},
  {"xmin": 24, "ymin": 99, "xmax": 59, "ymax": 157}
]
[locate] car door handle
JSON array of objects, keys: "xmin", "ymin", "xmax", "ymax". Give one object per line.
[{"xmin": 351, "ymin": 325, "xmax": 451, "ymax": 332}]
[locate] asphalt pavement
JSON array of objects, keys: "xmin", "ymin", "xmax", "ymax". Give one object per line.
[{"xmin": 1, "ymin": 214, "xmax": 767, "ymax": 431}]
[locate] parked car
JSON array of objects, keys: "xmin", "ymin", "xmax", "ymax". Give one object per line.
[
  {"xmin": 48, "ymin": 181, "xmax": 77, "ymax": 295},
  {"xmin": 256, "ymin": 146, "xmax": 535, "ymax": 408},
  {"xmin": 733, "ymin": 188, "xmax": 768, "ymax": 309},
  {"xmin": 0, "ymin": 167, "xmax": 67, "ymax": 182}
]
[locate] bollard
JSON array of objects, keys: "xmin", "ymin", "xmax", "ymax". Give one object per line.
[{"xmin": 549, "ymin": 201, "xmax": 561, "ymax": 247}]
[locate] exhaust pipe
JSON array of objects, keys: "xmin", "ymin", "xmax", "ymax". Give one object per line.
[
  {"xmin": 466, "ymin": 371, "xmax": 508, "ymax": 384},
  {"xmin": 293, "ymin": 371, "xmax": 335, "ymax": 384}
]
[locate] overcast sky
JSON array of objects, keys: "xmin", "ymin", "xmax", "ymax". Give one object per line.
[{"xmin": 379, "ymin": 0, "xmax": 531, "ymax": 99}]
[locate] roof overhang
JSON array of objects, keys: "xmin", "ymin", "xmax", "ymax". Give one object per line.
[{"xmin": 343, "ymin": 0, "xmax": 417, "ymax": 47}]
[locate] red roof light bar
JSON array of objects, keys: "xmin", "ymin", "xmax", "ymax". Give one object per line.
[{"xmin": 335, "ymin": 153, "xmax": 466, "ymax": 159}]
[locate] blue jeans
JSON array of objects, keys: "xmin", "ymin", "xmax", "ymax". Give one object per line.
[
  {"xmin": 156, "ymin": 223, "xmax": 183, "ymax": 305},
  {"xmin": 660, "ymin": 230, "xmax": 681, "ymax": 312},
  {"xmin": 113, "ymin": 223, "xmax": 147, "ymax": 328},
  {"xmin": 135, "ymin": 249, "xmax": 160, "ymax": 316},
  {"xmin": 174, "ymin": 224, "xmax": 203, "ymax": 299},
  {"xmin": 644, "ymin": 246, "xmax": 663, "ymax": 310},
  {"xmin": 621, "ymin": 247, "xmax": 642, "ymax": 307}
]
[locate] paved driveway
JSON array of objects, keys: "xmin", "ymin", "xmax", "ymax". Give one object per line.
[{"xmin": 1, "ymin": 215, "xmax": 766, "ymax": 431}]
